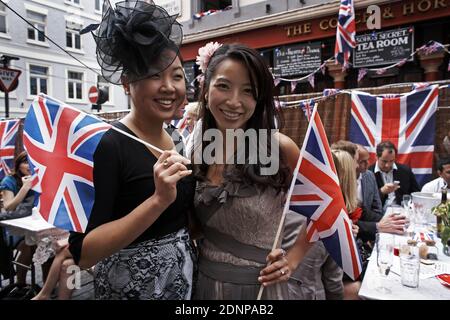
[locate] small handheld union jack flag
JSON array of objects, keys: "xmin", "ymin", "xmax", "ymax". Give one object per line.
[
  {"xmin": 23, "ymin": 94, "xmax": 111, "ymax": 232},
  {"xmin": 288, "ymin": 104, "xmax": 362, "ymax": 280},
  {"xmin": 0, "ymin": 119, "xmax": 20, "ymax": 180},
  {"xmin": 334, "ymin": 0, "xmax": 356, "ymax": 68}
]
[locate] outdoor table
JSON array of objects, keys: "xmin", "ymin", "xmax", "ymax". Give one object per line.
[
  {"xmin": 359, "ymin": 232, "xmax": 450, "ymax": 300},
  {"xmin": 0, "ymin": 208, "xmax": 69, "ymax": 288}
]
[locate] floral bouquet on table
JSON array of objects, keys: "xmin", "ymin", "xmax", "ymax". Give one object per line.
[{"xmin": 432, "ymin": 201, "xmax": 450, "ymax": 252}]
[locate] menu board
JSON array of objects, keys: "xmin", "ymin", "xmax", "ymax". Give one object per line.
[
  {"xmin": 273, "ymin": 42, "xmax": 322, "ymax": 77},
  {"xmin": 353, "ymin": 26, "xmax": 414, "ymax": 68}
]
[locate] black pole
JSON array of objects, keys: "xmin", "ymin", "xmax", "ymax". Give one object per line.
[
  {"xmin": 4, "ymin": 90, "xmax": 8, "ymax": 118},
  {"xmin": 2, "ymin": 58, "xmax": 9, "ymax": 118},
  {"xmin": 1, "ymin": 55, "xmax": 20, "ymax": 118}
]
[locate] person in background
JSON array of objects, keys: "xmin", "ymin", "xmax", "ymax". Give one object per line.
[
  {"xmin": 331, "ymin": 143, "xmax": 406, "ymax": 242},
  {"xmin": 0, "ymin": 151, "xmax": 36, "ymax": 287},
  {"xmin": 356, "ymin": 144, "xmax": 382, "ymax": 215},
  {"xmin": 421, "ymin": 157, "xmax": 449, "ymax": 193},
  {"xmin": 184, "ymin": 103, "xmax": 200, "ymax": 135},
  {"xmin": 31, "ymin": 242, "xmax": 75, "ymax": 300},
  {"xmin": 368, "ymin": 141, "xmax": 420, "ymax": 212},
  {"xmin": 283, "ymin": 212, "xmax": 343, "ymax": 300},
  {"xmin": 442, "ymin": 129, "xmax": 450, "ymax": 157}
]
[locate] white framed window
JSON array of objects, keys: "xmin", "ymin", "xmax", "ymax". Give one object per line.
[
  {"xmin": 26, "ymin": 10, "xmax": 46, "ymax": 43},
  {"xmin": 66, "ymin": 21, "xmax": 82, "ymax": 50},
  {"xmin": 0, "ymin": 3, "xmax": 7, "ymax": 35},
  {"xmin": 66, "ymin": 0, "xmax": 81, "ymax": 6},
  {"xmin": 97, "ymin": 75, "xmax": 111, "ymax": 104},
  {"xmin": 28, "ymin": 64, "xmax": 49, "ymax": 97},
  {"xmin": 95, "ymin": 0, "xmax": 101, "ymax": 12},
  {"xmin": 67, "ymin": 70, "xmax": 84, "ymax": 101}
]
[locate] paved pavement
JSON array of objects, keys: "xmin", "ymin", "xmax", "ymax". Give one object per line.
[{"xmin": 1, "ymin": 259, "xmax": 94, "ymax": 300}]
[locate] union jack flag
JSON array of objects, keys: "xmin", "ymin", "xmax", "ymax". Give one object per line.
[
  {"xmin": 23, "ymin": 94, "xmax": 111, "ymax": 232},
  {"xmin": 299, "ymin": 99, "xmax": 315, "ymax": 122},
  {"xmin": 0, "ymin": 119, "xmax": 20, "ymax": 180},
  {"xmin": 288, "ymin": 106, "xmax": 362, "ymax": 280},
  {"xmin": 334, "ymin": 0, "xmax": 356, "ymax": 68},
  {"xmin": 349, "ymin": 86, "xmax": 438, "ymax": 186}
]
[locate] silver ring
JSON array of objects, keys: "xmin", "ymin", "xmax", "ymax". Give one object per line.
[
  {"xmin": 280, "ymin": 269, "xmax": 286, "ymax": 276},
  {"xmin": 280, "ymin": 249, "xmax": 286, "ymax": 257}
]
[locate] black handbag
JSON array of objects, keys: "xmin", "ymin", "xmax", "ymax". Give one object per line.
[{"xmin": 0, "ymin": 195, "xmax": 34, "ymax": 221}]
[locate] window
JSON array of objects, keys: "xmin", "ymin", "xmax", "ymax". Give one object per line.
[
  {"xmin": 29, "ymin": 65, "xmax": 49, "ymax": 96},
  {"xmin": 97, "ymin": 75, "xmax": 110, "ymax": 104},
  {"xmin": 67, "ymin": 0, "xmax": 80, "ymax": 5},
  {"xmin": 67, "ymin": 71, "xmax": 83, "ymax": 100},
  {"xmin": 66, "ymin": 21, "xmax": 82, "ymax": 50},
  {"xmin": 201, "ymin": 0, "xmax": 232, "ymax": 11},
  {"xmin": 95, "ymin": 0, "xmax": 101, "ymax": 12},
  {"xmin": 26, "ymin": 10, "xmax": 46, "ymax": 42},
  {"xmin": 0, "ymin": 3, "xmax": 7, "ymax": 34}
]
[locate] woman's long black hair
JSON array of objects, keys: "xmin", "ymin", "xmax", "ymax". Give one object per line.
[{"xmin": 194, "ymin": 43, "xmax": 291, "ymax": 191}]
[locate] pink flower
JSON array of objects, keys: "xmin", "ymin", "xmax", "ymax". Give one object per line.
[{"xmin": 196, "ymin": 42, "xmax": 222, "ymax": 73}]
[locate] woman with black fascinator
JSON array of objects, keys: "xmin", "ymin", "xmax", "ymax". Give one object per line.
[{"xmin": 67, "ymin": 1, "xmax": 196, "ymax": 300}]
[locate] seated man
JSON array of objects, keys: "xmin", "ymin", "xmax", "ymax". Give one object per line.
[
  {"xmin": 421, "ymin": 157, "xmax": 449, "ymax": 193},
  {"xmin": 368, "ymin": 141, "xmax": 420, "ymax": 212}
]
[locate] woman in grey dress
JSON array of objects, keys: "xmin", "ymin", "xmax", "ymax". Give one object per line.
[{"xmin": 191, "ymin": 43, "xmax": 312, "ymax": 299}]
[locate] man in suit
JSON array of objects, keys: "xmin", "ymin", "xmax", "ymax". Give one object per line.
[
  {"xmin": 356, "ymin": 145, "xmax": 382, "ymax": 215},
  {"xmin": 369, "ymin": 141, "xmax": 420, "ymax": 212}
]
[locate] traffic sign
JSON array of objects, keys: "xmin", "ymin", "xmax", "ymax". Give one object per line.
[
  {"xmin": 0, "ymin": 67, "xmax": 21, "ymax": 93},
  {"xmin": 88, "ymin": 86, "xmax": 99, "ymax": 104}
]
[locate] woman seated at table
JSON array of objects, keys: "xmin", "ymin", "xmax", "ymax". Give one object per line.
[{"xmin": 0, "ymin": 151, "xmax": 35, "ymax": 286}]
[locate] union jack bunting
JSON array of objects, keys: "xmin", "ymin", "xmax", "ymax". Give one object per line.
[
  {"xmin": 299, "ymin": 99, "xmax": 315, "ymax": 122},
  {"xmin": 413, "ymin": 231, "xmax": 434, "ymax": 242},
  {"xmin": 0, "ymin": 119, "xmax": 20, "ymax": 180},
  {"xmin": 349, "ymin": 85, "xmax": 439, "ymax": 186},
  {"xmin": 323, "ymin": 88, "xmax": 341, "ymax": 97},
  {"xmin": 334, "ymin": 0, "xmax": 356, "ymax": 68},
  {"xmin": 23, "ymin": 94, "xmax": 111, "ymax": 232},
  {"xmin": 288, "ymin": 106, "xmax": 362, "ymax": 280}
]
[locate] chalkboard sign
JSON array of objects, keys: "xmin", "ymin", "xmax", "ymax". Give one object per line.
[
  {"xmin": 273, "ymin": 42, "xmax": 322, "ymax": 77},
  {"xmin": 353, "ymin": 26, "xmax": 414, "ymax": 68}
]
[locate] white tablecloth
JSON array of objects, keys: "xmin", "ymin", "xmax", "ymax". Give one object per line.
[
  {"xmin": 359, "ymin": 233, "xmax": 450, "ymax": 300},
  {"xmin": 0, "ymin": 208, "xmax": 69, "ymax": 265}
]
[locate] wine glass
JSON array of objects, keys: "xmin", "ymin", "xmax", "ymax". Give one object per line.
[
  {"xmin": 402, "ymin": 195, "xmax": 413, "ymax": 236},
  {"xmin": 376, "ymin": 233, "xmax": 394, "ymax": 294}
]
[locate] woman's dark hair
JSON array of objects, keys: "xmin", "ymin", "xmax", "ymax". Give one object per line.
[
  {"xmin": 12, "ymin": 151, "xmax": 28, "ymax": 189},
  {"xmin": 194, "ymin": 43, "xmax": 290, "ymax": 191}
]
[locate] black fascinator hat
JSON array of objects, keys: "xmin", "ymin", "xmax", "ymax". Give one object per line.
[{"xmin": 82, "ymin": 0, "xmax": 183, "ymax": 84}]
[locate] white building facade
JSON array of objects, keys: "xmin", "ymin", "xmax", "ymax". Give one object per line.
[{"xmin": 0, "ymin": 0, "xmax": 129, "ymax": 119}]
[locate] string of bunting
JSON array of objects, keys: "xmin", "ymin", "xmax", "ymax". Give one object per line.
[
  {"xmin": 275, "ymin": 82, "xmax": 450, "ymax": 110},
  {"xmin": 357, "ymin": 40, "xmax": 450, "ymax": 83},
  {"xmin": 271, "ymin": 40, "xmax": 450, "ymax": 90}
]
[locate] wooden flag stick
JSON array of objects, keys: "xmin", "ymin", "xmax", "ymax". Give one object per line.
[
  {"xmin": 256, "ymin": 104, "xmax": 319, "ymax": 300},
  {"xmin": 110, "ymin": 126, "xmax": 164, "ymax": 154}
]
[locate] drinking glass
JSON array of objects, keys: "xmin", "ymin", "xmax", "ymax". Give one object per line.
[{"xmin": 376, "ymin": 233, "xmax": 394, "ymax": 294}]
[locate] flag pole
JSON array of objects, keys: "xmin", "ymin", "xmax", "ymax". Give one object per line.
[
  {"xmin": 110, "ymin": 126, "xmax": 163, "ymax": 154},
  {"xmin": 256, "ymin": 104, "xmax": 318, "ymax": 300},
  {"xmin": 36, "ymin": 93, "xmax": 166, "ymax": 156}
]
